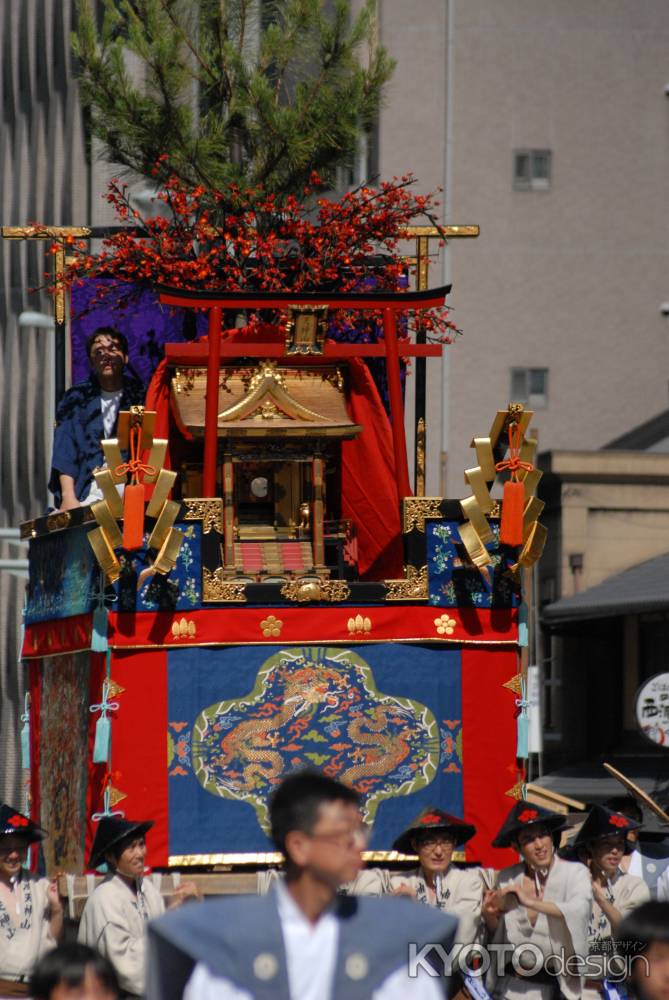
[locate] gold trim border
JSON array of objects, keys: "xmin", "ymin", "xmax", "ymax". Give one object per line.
[
  {"xmin": 167, "ymin": 849, "xmax": 466, "ymax": 867},
  {"xmin": 100, "ymin": 635, "xmax": 518, "ymax": 651}
]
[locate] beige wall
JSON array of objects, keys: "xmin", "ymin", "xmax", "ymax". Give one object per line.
[
  {"xmin": 376, "ymin": 0, "xmax": 669, "ymax": 498},
  {"xmin": 540, "ymin": 450, "xmax": 669, "ymax": 597}
]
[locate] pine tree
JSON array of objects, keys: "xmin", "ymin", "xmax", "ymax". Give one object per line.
[{"xmin": 73, "ymin": 0, "xmax": 394, "ymax": 201}]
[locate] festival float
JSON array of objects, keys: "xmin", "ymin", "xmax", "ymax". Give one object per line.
[{"xmin": 12, "ymin": 173, "xmax": 547, "ymax": 899}]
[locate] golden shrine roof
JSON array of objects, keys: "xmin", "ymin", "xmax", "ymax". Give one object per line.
[{"xmin": 171, "ymin": 361, "xmax": 362, "ymax": 438}]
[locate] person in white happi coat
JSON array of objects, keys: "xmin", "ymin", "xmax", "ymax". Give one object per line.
[
  {"xmin": 483, "ymin": 801, "xmax": 592, "ymax": 1000},
  {"xmin": 78, "ymin": 818, "xmax": 198, "ymax": 998},
  {"xmin": 567, "ymin": 805, "xmax": 650, "ymax": 996},
  {"xmin": 604, "ymin": 795, "xmax": 669, "ymax": 900},
  {"xmin": 350, "ymin": 806, "xmax": 491, "ymax": 947},
  {"xmin": 0, "ymin": 804, "xmax": 63, "ymax": 997}
]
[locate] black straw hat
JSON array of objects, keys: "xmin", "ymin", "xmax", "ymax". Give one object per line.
[
  {"xmin": 492, "ymin": 801, "xmax": 565, "ymax": 849},
  {"xmin": 0, "ymin": 804, "xmax": 47, "ymax": 844},
  {"xmin": 88, "ymin": 817, "xmax": 154, "ymax": 869},
  {"xmin": 572, "ymin": 805, "xmax": 640, "ymax": 851},
  {"xmin": 392, "ymin": 807, "xmax": 476, "ymax": 854}
]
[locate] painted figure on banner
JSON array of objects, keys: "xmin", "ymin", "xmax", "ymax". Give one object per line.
[
  {"xmin": 49, "ymin": 328, "xmax": 144, "ymax": 511},
  {"xmin": 350, "ymin": 806, "xmax": 492, "ymax": 947},
  {"xmin": 482, "ymin": 801, "xmax": 592, "ymax": 1000},
  {"xmin": 147, "ymin": 770, "xmax": 458, "ymax": 1000},
  {"xmin": 78, "ymin": 818, "xmax": 199, "ymax": 998},
  {"xmin": 565, "ymin": 805, "xmax": 650, "ymax": 997},
  {"xmin": 0, "ymin": 805, "xmax": 63, "ymax": 997}
]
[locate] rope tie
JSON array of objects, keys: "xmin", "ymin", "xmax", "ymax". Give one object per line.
[
  {"xmin": 495, "ymin": 422, "xmax": 534, "ymax": 480},
  {"xmin": 114, "ymin": 424, "xmax": 155, "ymax": 483}
]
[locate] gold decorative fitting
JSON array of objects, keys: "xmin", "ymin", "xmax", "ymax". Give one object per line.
[
  {"xmin": 434, "ymin": 614, "xmax": 456, "ymax": 636},
  {"xmin": 260, "ymin": 615, "xmax": 283, "ymax": 638},
  {"xmin": 46, "ymin": 511, "xmax": 71, "ymax": 532},
  {"xmin": 502, "ymin": 674, "xmax": 523, "ymax": 696},
  {"xmin": 171, "ymin": 617, "xmax": 196, "ymax": 640},
  {"xmin": 416, "ymin": 418, "xmax": 426, "ymax": 497},
  {"xmin": 260, "ymin": 400, "xmax": 281, "ymax": 420},
  {"xmin": 505, "ymin": 782, "xmax": 526, "ymax": 801},
  {"xmin": 322, "ymin": 367, "xmax": 344, "ymax": 392},
  {"xmin": 203, "ymin": 567, "xmax": 248, "ymax": 603},
  {"xmin": 347, "ymin": 614, "xmax": 372, "ymax": 635},
  {"xmin": 384, "ymin": 565, "xmax": 428, "ymax": 602},
  {"xmin": 182, "ymin": 499, "xmax": 224, "ymax": 535},
  {"xmin": 106, "ymin": 679, "xmax": 125, "ymax": 699},
  {"xmin": 174, "ymin": 369, "xmax": 196, "ymax": 394},
  {"xmin": 284, "ymin": 304, "xmax": 329, "ymax": 355},
  {"xmin": 402, "ymin": 498, "xmax": 443, "ymax": 534},
  {"xmin": 280, "ymin": 578, "xmax": 351, "ymax": 603},
  {"xmin": 247, "ymin": 361, "xmax": 286, "ymax": 393},
  {"xmin": 108, "ymin": 785, "xmax": 127, "ymax": 809}
]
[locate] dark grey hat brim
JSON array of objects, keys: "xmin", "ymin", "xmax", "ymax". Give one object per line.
[
  {"xmin": 88, "ymin": 820, "xmax": 154, "ymax": 869},
  {"xmin": 492, "ymin": 815, "xmax": 565, "ymax": 849},
  {"xmin": 393, "ymin": 823, "xmax": 476, "ymax": 854}
]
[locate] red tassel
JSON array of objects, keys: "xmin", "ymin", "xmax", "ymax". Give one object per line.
[
  {"xmin": 500, "ymin": 479, "xmax": 525, "ymax": 546},
  {"xmin": 122, "ymin": 483, "xmax": 145, "ymax": 550}
]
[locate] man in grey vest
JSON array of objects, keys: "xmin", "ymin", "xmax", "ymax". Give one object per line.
[{"xmin": 146, "ymin": 771, "xmax": 458, "ymax": 999}]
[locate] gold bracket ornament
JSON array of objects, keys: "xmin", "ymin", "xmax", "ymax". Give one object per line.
[
  {"xmin": 402, "ymin": 498, "xmax": 443, "ymax": 533},
  {"xmin": 88, "ymin": 409, "xmax": 183, "ymax": 584},
  {"xmin": 384, "ymin": 565, "xmax": 428, "ymax": 602},
  {"xmin": 280, "ymin": 578, "xmax": 351, "ymax": 603},
  {"xmin": 457, "ymin": 405, "xmax": 547, "ymax": 578}
]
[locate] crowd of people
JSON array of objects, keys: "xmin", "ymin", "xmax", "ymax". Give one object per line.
[{"xmin": 1, "ymin": 775, "xmax": 668, "ymax": 1000}]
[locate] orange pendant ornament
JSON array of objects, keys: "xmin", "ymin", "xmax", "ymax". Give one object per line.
[
  {"xmin": 115, "ymin": 421, "xmax": 155, "ymax": 551},
  {"xmin": 495, "ymin": 422, "xmax": 534, "ymax": 547}
]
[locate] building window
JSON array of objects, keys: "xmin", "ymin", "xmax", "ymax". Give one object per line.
[
  {"xmin": 510, "ymin": 367, "xmax": 549, "ymax": 408},
  {"xmin": 513, "ymin": 149, "xmax": 552, "ymax": 191}
]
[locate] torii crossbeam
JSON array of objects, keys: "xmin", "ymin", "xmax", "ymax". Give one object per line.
[{"xmin": 157, "ymin": 284, "xmax": 451, "ymax": 503}]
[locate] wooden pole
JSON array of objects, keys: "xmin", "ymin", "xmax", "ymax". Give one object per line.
[
  {"xmin": 383, "ymin": 306, "xmax": 411, "ymax": 500},
  {"xmin": 203, "ymin": 306, "xmax": 222, "ymax": 496}
]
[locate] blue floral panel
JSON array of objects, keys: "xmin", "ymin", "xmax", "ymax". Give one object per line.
[
  {"xmin": 115, "ymin": 521, "xmax": 202, "ymax": 613},
  {"xmin": 427, "ymin": 520, "xmax": 519, "ymax": 608}
]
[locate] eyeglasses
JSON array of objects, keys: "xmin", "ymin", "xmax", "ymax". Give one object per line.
[
  {"xmin": 308, "ymin": 824, "xmax": 371, "ymax": 849},
  {"xmin": 415, "ymin": 834, "xmax": 457, "ymax": 849}
]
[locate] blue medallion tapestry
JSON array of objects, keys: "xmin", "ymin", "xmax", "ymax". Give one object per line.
[{"xmin": 167, "ymin": 643, "xmax": 463, "ymax": 856}]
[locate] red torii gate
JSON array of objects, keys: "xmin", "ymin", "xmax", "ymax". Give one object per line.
[{"xmin": 156, "ymin": 284, "xmax": 450, "ymax": 502}]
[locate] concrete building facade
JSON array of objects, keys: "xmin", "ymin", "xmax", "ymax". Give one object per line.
[{"xmin": 372, "ymin": 0, "xmax": 669, "ymax": 499}]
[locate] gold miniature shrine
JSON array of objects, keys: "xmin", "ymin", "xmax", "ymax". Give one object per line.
[{"xmin": 170, "ymin": 360, "xmax": 362, "ymax": 580}]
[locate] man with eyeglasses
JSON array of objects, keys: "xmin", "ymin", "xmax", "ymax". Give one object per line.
[
  {"xmin": 147, "ymin": 771, "xmax": 459, "ymax": 999},
  {"xmin": 49, "ymin": 327, "xmax": 144, "ymax": 511},
  {"xmin": 351, "ymin": 807, "xmax": 491, "ymax": 948}
]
